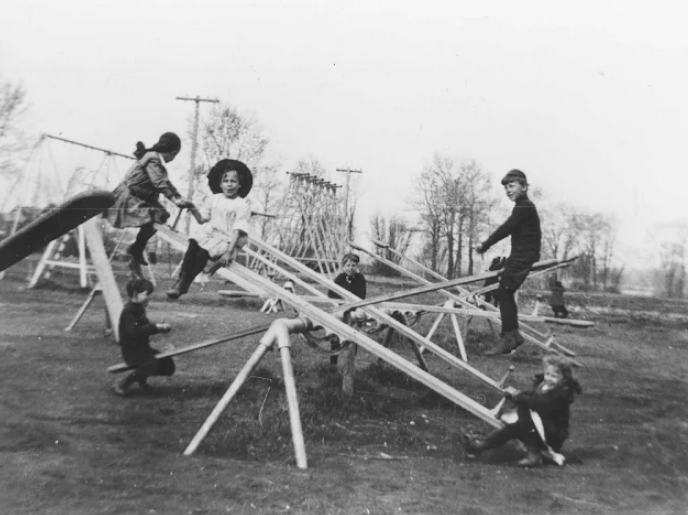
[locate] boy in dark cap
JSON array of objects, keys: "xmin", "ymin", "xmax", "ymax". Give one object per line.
[
  {"xmin": 104, "ymin": 132, "xmax": 193, "ymax": 276},
  {"xmin": 475, "ymin": 169, "xmax": 541, "ymax": 355},
  {"xmin": 167, "ymin": 159, "xmax": 253, "ymax": 299}
]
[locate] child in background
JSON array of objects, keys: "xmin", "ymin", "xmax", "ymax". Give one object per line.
[
  {"xmin": 328, "ymin": 252, "xmax": 367, "ymax": 301},
  {"xmin": 550, "ymin": 279, "xmax": 569, "ymax": 318},
  {"xmin": 104, "ymin": 132, "xmax": 193, "ymax": 275},
  {"xmin": 166, "ymin": 159, "xmax": 253, "ymax": 299},
  {"xmin": 113, "ymin": 278, "xmax": 175, "ymax": 396},
  {"xmin": 475, "ymin": 169, "xmax": 542, "ymax": 355},
  {"xmin": 482, "ymin": 256, "xmax": 505, "ymax": 307},
  {"xmin": 462, "ymin": 354, "xmax": 582, "ymax": 467},
  {"xmin": 327, "ymin": 252, "xmax": 367, "ymax": 365}
]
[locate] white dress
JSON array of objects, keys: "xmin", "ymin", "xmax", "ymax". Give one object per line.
[{"xmin": 193, "ymin": 194, "xmax": 251, "ymax": 258}]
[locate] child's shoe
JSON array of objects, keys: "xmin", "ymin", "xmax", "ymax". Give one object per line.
[
  {"xmin": 137, "ymin": 378, "xmax": 153, "ymax": 392},
  {"xmin": 510, "ymin": 330, "xmax": 525, "ymax": 349},
  {"xmin": 112, "ymin": 378, "xmax": 131, "ymax": 397},
  {"xmin": 485, "ymin": 332, "xmax": 516, "ymax": 355},
  {"xmin": 126, "ymin": 244, "xmax": 148, "ymax": 266},
  {"xmin": 518, "ymin": 451, "xmax": 543, "ymax": 468}
]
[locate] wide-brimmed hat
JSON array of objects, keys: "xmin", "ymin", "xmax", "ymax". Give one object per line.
[{"xmin": 207, "ymin": 159, "xmax": 253, "ymax": 197}]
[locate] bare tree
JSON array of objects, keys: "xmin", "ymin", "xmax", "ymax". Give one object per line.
[
  {"xmin": 0, "ymin": 76, "xmax": 29, "ymax": 180},
  {"xmin": 654, "ymin": 222, "xmax": 688, "ymax": 298},
  {"xmin": 369, "ymin": 213, "xmax": 413, "ymax": 276},
  {"xmin": 191, "ymin": 102, "xmax": 281, "ymax": 238},
  {"xmin": 413, "ymin": 153, "xmax": 493, "ymax": 278}
]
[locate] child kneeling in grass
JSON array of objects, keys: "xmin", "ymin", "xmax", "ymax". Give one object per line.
[
  {"xmin": 462, "ymin": 354, "xmax": 582, "ymax": 467},
  {"xmin": 113, "ymin": 278, "xmax": 175, "ymax": 396}
]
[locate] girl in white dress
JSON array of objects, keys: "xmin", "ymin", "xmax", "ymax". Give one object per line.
[{"xmin": 166, "ymin": 159, "xmax": 252, "ymax": 299}]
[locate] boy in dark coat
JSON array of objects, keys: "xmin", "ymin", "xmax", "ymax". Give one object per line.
[
  {"xmin": 113, "ymin": 278, "xmax": 175, "ymax": 396},
  {"xmin": 327, "ymin": 252, "xmax": 367, "ymax": 365},
  {"xmin": 462, "ymin": 354, "xmax": 582, "ymax": 467},
  {"xmin": 476, "ymin": 169, "xmax": 541, "ymax": 355}
]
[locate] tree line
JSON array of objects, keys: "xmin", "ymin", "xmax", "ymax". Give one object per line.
[{"xmin": 370, "ymin": 152, "xmax": 623, "ymax": 293}]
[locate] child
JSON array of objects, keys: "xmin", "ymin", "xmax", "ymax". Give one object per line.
[
  {"xmin": 104, "ymin": 132, "xmax": 193, "ymax": 275},
  {"xmin": 550, "ymin": 279, "xmax": 569, "ymax": 318},
  {"xmin": 462, "ymin": 354, "xmax": 582, "ymax": 467},
  {"xmin": 327, "ymin": 253, "xmax": 367, "ymax": 365},
  {"xmin": 113, "ymin": 278, "xmax": 175, "ymax": 396},
  {"xmin": 328, "ymin": 252, "xmax": 367, "ymax": 301},
  {"xmin": 475, "ymin": 169, "xmax": 541, "ymax": 355},
  {"xmin": 166, "ymin": 159, "xmax": 253, "ymax": 299}
]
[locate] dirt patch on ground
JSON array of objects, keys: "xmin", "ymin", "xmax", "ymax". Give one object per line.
[{"xmin": 1, "ymin": 260, "xmax": 687, "ymax": 514}]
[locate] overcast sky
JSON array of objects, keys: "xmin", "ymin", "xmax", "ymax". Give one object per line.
[{"xmin": 2, "ymin": 0, "xmax": 687, "ymax": 268}]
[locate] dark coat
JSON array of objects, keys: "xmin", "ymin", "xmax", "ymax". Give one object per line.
[
  {"xmin": 481, "ymin": 196, "xmax": 541, "ymax": 257},
  {"xmin": 118, "ymin": 301, "xmax": 162, "ymax": 366},
  {"xmin": 104, "ymin": 152, "xmax": 183, "ymax": 228},
  {"xmin": 510, "ymin": 373, "xmax": 581, "ymax": 451},
  {"xmin": 328, "ymin": 272, "xmax": 367, "ymax": 300}
]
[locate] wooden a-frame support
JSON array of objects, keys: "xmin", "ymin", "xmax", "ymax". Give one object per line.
[
  {"xmin": 183, "ymin": 261, "xmax": 516, "ymax": 465},
  {"xmin": 64, "ymin": 218, "xmax": 124, "ymax": 341}
]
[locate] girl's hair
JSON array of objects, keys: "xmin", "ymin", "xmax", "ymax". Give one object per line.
[
  {"xmin": 133, "ymin": 132, "xmax": 182, "ymax": 159},
  {"xmin": 543, "ymin": 354, "xmax": 582, "ymax": 393},
  {"xmin": 126, "ymin": 278, "xmax": 155, "ymax": 298},
  {"xmin": 207, "ymin": 159, "xmax": 253, "ymax": 198},
  {"xmin": 341, "ymin": 252, "xmax": 360, "ymax": 265}
]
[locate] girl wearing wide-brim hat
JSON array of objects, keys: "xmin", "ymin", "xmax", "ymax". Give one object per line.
[
  {"xmin": 104, "ymin": 132, "xmax": 193, "ymax": 272},
  {"xmin": 167, "ymin": 159, "xmax": 253, "ymax": 299}
]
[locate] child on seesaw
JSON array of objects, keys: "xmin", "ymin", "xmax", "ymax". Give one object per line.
[
  {"xmin": 327, "ymin": 252, "xmax": 367, "ymax": 365},
  {"xmin": 475, "ymin": 169, "xmax": 542, "ymax": 355},
  {"xmin": 166, "ymin": 159, "xmax": 253, "ymax": 299},
  {"xmin": 104, "ymin": 132, "xmax": 193, "ymax": 276},
  {"xmin": 462, "ymin": 354, "xmax": 582, "ymax": 467},
  {"xmin": 113, "ymin": 278, "xmax": 175, "ymax": 396}
]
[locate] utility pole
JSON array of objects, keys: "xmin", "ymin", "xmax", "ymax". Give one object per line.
[
  {"xmin": 176, "ymin": 95, "xmax": 219, "ymax": 232},
  {"xmin": 336, "ymin": 168, "xmax": 362, "ymax": 242}
]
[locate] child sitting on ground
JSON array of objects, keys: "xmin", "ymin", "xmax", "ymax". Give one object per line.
[
  {"xmin": 326, "ymin": 252, "xmax": 367, "ymax": 365},
  {"xmin": 462, "ymin": 354, "xmax": 582, "ymax": 467},
  {"xmin": 166, "ymin": 159, "xmax": 253, "ymax": 299},
  {"xmin": 475, "ymin": 169, "xmax": 542, "ymax": 355},
  {"xmin": 550, "ymin": 279, "xmax": 569, "ymax": 318},
  {"xmin": 113, "ymin": 278, "xmax": 175, "ymax": 396}
]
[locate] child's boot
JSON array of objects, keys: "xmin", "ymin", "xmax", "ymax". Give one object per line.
[
  {"xmin": 166, "ymin": 272, "xmax": 190, "ymax": 299},
  {"xmin": 485, "ymin": 332, "xmax": 516, "ymax": 355},
  {"xmin": 167, "ymin": 241, "xmax": 199, "ymax": 299},
  {"xmin": 136, "ymin": 377, "xmax": 153, "ymax": 392},
  {"xmin": 112, "ymin": 374, "xmax": 136, "ymax": 396},
  {"xmin": 510, "ymin": 329, "xmax": 525, "ymax": 349}
]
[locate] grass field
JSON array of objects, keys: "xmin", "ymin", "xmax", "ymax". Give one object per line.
[{"xmin": 1, "ymin": 258, "xmax": 687, "ymax": 514}]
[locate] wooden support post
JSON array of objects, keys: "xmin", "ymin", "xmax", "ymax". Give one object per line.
[
  {"xmin": 184, "ymin": 338, "xmax": 273, "ymax": 456},
  {"xmin": 450, "ymin": 314, "xmax": 468, "ymax": 362},
  {"xmin": 82, "ymin": 219, "xmax": 123, "ymax": 342},
  {"xmin": 276, "ymin": 330, "xmax": 308, "ymax": 469},
  {"xmin": 78, "ymin": 225, "xmax": 88, "ymax": 288},
  {"xmin": 341, "ymin": 341, "xmax": 357, "ymax": 396}
]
